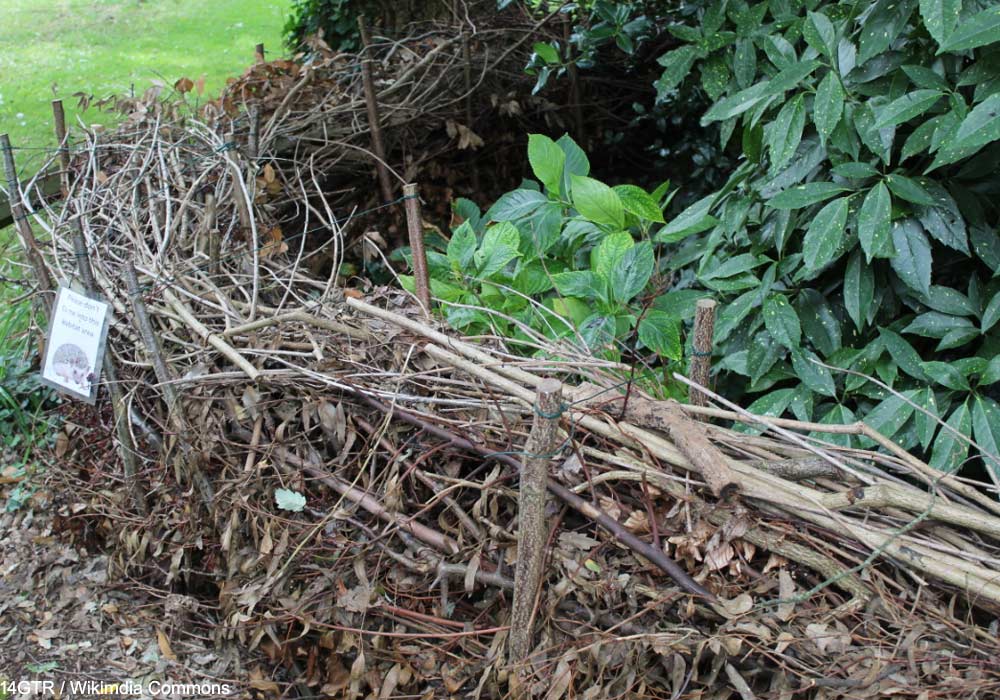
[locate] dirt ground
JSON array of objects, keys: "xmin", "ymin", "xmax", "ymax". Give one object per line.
[{"xmin": 0, "ymin": 450, "xmax": 264, "ymax": 699}]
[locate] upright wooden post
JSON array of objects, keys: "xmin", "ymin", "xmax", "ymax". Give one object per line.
[
  {"xmin": 562, "ymin": 15, "xmax": 584, "ymax": 141},
  {"xmin": 509, "ymin": 379, "xmax": 563, "ymax": 676},
  {"xmin": 204, "ymin": 194, "xmax": 220, "ymax": 275},
  {"xmin": 52, "ymin": 100, "xmax": 71, "ymax": 198},
  {"xmin": 462, "ymin": 33, "xmax": 480, "ymax": 193},
  {"xmin": 1, "ymin": 133, "xmax": 54, "ymax": 309},
  {"xmin": 357, "ymin": 15, "xmax": 394, "ymax": 203},
  {"xmin": 248, "ymin": 105, "xmax": 261, "ymax": 161},
  {"xmin": 254, "ymin": 43, "xmax": 266, "ymax": 63},
  {"xmin": 72, "ymin": 220, "xmax": 147, "ymax": 515},
  {"xmin": 403, "ymin": 183, "xmax": 431, "ymax": 316},
  {"xmin": 689, "ymin": 298, "xmax": 717, "ymax": 406},
  {"xmin": 124, "ymin": 261, "xmax": 214, "ymax": 506}
]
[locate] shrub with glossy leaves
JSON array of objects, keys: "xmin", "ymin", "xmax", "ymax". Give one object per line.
[
  {"xmin": 404, "ymin": 133, "xmax": 701, "ymax": 398},
  {"xmin": 650, "ymin": 0, "xmax": 1000, "ymax": 476}
]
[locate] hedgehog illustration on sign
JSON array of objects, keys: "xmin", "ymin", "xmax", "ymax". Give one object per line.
[{"xmin": 51, "ymin": 343, "xmax": 92, "ymax": 391}]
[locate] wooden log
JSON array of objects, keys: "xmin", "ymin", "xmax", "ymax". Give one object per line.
[
  {"xmin": 51, "ymin": 100, "xmax": 71, "ymax": 198},
  {"xmin": 648, "ymin": 399, "xmax": 739, "ymax": 499},
  {"xmin": 357, "ymin": 15, "xmax": 394, "ymax": 203},
  {"xmin": 124, "ymin": 262, "xmax": 183, "ymax": 421},
  {"xmin": 403, "ymin": 183, "xmax": 431, "ymax": 316},
  {"xmin": 689, "ymin": 298, "xmax": 717, "ymax": 406},
  {"xmin": 509, "ymin": 378, "xmax": 562, "ymax": 668}
]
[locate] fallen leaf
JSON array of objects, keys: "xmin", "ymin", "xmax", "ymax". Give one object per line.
[
  {"xmin": 249, "ymin": 666, "xmax": 280, "ymax": 692},
  {"xmin": 776, "ymin": 569, "xmax": 796, "ymax": 622},
  {"xmin": 716, "ymin": 593, "xmax": 753, "ymax": 619},
  {"xmin": 157, "ymin": 628, "xmax": 177, "ymax": 661}
]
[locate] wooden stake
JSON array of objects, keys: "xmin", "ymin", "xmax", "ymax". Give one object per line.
[
  {"xmin": 689, "ymin": 298, "xmax": 717, "ymax": 407},
  {"xmin": 209, "ymin": 228, "xmax": 221, "ymax": 276},
  {"xmin": 1, "ymin": 133, "xmax": 55, "ymax": 308},
  {"xmin": 403, "ymin": 183, "xmax": 431, "ymax": 316},
  {"xmin": 462, "ymin": 33, "xmax": 480, "ymax": 193},
  {"xmin": 124, "ymin": 261, "xmax": 214, "ymax": 506},
  {"xmin": 248, "ymin": 105, "xmax": 261, "ymax": 160},
  {"xmin": 509, "ymin": 378, "xmax": 562, "ymax": 669},
  {"xmin": 562, "ymin": 15, "xmax": 584, "ymax": 141},
  {"xmin": 124, "ymin": 262, "xmax": 181, "ymax": 422},
  {"xmin": 255, "ymin": 43, "xmax": 266, "ymax": 63},
  {"xmin": 51, "ymin": 100, "xmax": 71, "ymax": 198},
  {"xmin": 71, "ymin": 219, "xmax": 147, "ymax": 515},
  {"xmin": 357, "ymin": 15, "xmax": 394, "ymax": 203}
]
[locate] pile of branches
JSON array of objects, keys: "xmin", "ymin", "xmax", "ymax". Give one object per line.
[{"xmin": 12, "ymin": 18, "xmax": 1000, "ymax": 700}]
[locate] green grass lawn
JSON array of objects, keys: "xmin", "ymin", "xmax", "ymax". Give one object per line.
[
  {"xmin": 0, "ymin": 0, "xmax": 291, "ymax": 339},
  {"xmin": 0, "ymin": 0, "xmax": 291, "ymax": 157}
]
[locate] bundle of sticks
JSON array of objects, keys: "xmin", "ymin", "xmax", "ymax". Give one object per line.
[{"xmin": 6, "ymin": 19, "xmax": 1000, "ymax": 699}]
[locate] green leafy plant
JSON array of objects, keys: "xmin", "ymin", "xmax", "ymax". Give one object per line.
[
  {"xmin": 284, "ymin": 0, "xmax": 370, "ymax": 52},
  {"xmin": 404, "ymin": 133, "xmax": 706, "ymax": 385},
  {"xmin": 524, "ymin": 1, "xmax": 655, "ymax": 93},
  {"xmin": 646, "ymin": 0, "xmax": 1000, "ymax": 476},
  {"xmin": 0, "ymin": 300, "xmax": 58, "ymax": 474}
]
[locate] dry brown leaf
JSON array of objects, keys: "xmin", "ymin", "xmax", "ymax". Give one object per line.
[
  {"xmin": 337, "ymin": 584, "xmax": 371, "ymax": 613},
  {"xmin": 704, "ymin": 542, "xmax": 734, "ymax": 572},
  {"xmin": 54, "ymin": 430, "xmax": 70, "ymax": 458},
  {"xmin": 776, "ymin": 569, "xmax": 796, "ymax": 622},
  {"xmin": 157, "ymin": 628, "xmax": 177, "ymax": 661},
  {"xmin": 174, "ymin": 77, "xmax": 194, "ymax": 94},
  {"xmin": 249, "ymin": 666, "xmax": 280, "ymax": 693},
  {"xmin": 716, "ymin": 593, "xmax": 753, "ymax": 619},
  {"xmin": 445, "ymin": 120, "xmax": 484, "ymax": 149},
  {"xmin": 260, "ymin": 227, "xmax": 288, "ymax": 259},
  {"xmin": 623, "ymin": 509, "xmax": 650, "ymax": 533}
]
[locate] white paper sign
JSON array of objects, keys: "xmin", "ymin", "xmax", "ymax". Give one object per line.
[{"xmin": 40, "ymin": 286, "xmax": 111, "ymax": 404}]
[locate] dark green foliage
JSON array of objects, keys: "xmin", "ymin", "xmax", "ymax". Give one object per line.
[
  {"xmin": 478, "ymin": 0, "xmax": 1000, "ymax": 477},
  {"xmin": 406, "ymin": 133, "xmax": 694, "ymax": 399},
  {"xmin": 525, "ymin": 1, "xmax": 736, "ymax": 200},
  {"xmin": 0, "ymin": 301, "xmax": 59, "ymax": 474},
  {"xmin": 646, "ymin": 0, "xmax": 1000, "ymax": 476},
  {"xmin": 284, "ymin": 0, "xmax": 366, "ymax": 52}
]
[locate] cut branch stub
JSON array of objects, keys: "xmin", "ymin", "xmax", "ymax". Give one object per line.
[
  {"xmin": 357, "ymin": 15, "xmax": 394, "ymax": 203},
  {"xmin": 689, "ymin": 298, "xmax": 717, "ymax": 407},
  {"xmin": 509, "ymin": 378, "xmax": 562, "ymax": 668},
  {"xmin": 52, "ymin": 100, "xmax": 71, "ymax": 198},
  {"xmin": 403, "ymin": 183, "xmax": 431, "ymax": 316}
]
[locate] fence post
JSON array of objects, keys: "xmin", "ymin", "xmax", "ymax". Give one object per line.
[
  {"xmin": 461, "ymin": 33, "xmax": 481, "ymax": 193},
  {"xmin": 402, "ymin": 183, "xmax": 431, "ymax": 316},
  {"xmin": 357, "ymin": 15, "xmax": 394, "ymax": 203},
  {"xmin": 248, "ymin": 105, "xmax": 261, "ymax": 161},
  {"xmin": 562, "ymin": 15, "xmax": 584, "ymax": 140},
  {"xmin": 1, "ymin": 133, "xmax": 54, "ymax": 311},
  {"xmin": 52, "ymin": 100, "xmax": 71, "ymax": 199},
  {"xmin": 689, "ymin": 298, "xmax": 717, "ymax": 407},
  {"xmin": 124, "ymin": 261, "xmax": 214, "ymax": 506},
  {"xmin": 71, "ymin": 220, "xmax": 148, "ymax": 515},
  {"xmin": 509, "ymin": 378, "xmax": 562, "ymax": 675}
]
